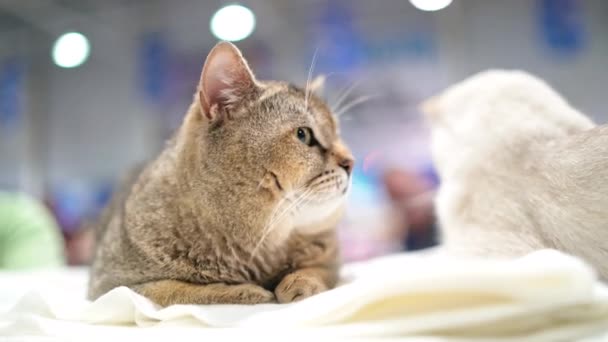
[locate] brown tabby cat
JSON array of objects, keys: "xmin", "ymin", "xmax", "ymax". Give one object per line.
[{"xmin": 88, "ymin": 42, "xmax": 354, "ymax": 306}]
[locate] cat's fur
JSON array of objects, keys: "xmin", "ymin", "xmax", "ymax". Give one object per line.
[
  {"xmin": 88, "ymin": 42, "xmax": 354, "ymax": 305},
  {"xmin": 423, "ymin": 70, "xmax": 608, "ymax": 279}
]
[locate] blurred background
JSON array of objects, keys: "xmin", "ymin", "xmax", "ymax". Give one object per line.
[{"xmin": 0, "ymin": 0, "xmax": 606, "ymax": 267}]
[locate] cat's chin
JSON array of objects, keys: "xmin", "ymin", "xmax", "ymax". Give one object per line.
[{"xmin": 293, "ymin": 196, "xmax": 347, "ymax": 234}]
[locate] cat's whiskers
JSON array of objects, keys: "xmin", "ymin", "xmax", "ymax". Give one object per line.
[
  {"xmin": 280, "ymin": 188, "xmax": 314, "ymax": 221},
  {"xmin": 248, "ymin": 190, "xmax": 309, "ymax": 263},
  {"xmin": 264, "ymin": 190, "xmax": 299, "ymax": 227},
  {"xmin": 264, "ymin": 188, "xmax": 311, "ymax": 236},
  {"xmin": 256, "ymin": 176, "xmax": 266, "ymax": 191},
  {"xmin": 289, "ymin": 192, "xmax": 313, "ymax": 217},
  {"xmin": 335, "ymin": 94, "xmax": 379, "ymax": 118},
  {"xmin": 331, "ymin": 80, "xmax": 361, "ymax": 113},
  {"xmin": 248, "ymin": 188, "xmax": 313, "ymax": 263},
  {"xmin": 304, "ymin": 47, "xmax": 319, "ymax": 111}
]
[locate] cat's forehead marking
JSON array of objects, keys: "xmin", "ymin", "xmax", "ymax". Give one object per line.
[
  {"xmin": 257, "ymin": 82, "xmax": 338, "ymax": 145},
  {"xmin": 287, "ymin": 84, "xmax": 337, "ymax": 146}
]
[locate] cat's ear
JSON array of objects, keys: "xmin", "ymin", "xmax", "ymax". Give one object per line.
[
  {"xmin": 309, "ymin": 75, "xmax": 325, "ymax": 95},
  {"xmin": 198, "ymin": 41, "xmax": 258, "ymax": 120}
]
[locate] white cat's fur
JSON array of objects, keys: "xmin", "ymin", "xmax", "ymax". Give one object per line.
[{"xmin": 424, "ymin": 70, "xmax": 608, "ymax": 279}]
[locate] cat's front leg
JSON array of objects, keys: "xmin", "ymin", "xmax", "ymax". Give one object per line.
[
  {"xmin": 132, "ymin": 280, "xmax": 275, "ymax": 306},
  {"xmin": 275, "ymin": 230, "xmax": 340, "ymax": 303},
  {"xmin": 275, "ymin": 266, "xmax": 337, "ymax": 303}
]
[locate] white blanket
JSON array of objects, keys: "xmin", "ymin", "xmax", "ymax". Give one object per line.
[{"xmin": 2, "ymin": 249, "xmax": 608, "ymax": 341}]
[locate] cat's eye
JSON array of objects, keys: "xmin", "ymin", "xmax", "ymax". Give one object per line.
[{"xmin": 296, "ymin": 127, "xmax": 315, "ymax": 146}]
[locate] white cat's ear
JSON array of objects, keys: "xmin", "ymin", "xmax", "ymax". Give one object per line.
[
  {"xmin": 198, "ymin": 41, "xmax": 258, "ymax": 120},
  {"xmin": 309, "ymin": 75, "xmax": 325, "ymax": 95}
]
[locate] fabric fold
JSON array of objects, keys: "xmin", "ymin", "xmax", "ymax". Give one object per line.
[{"xmin": 2, "ymin": 249, "xmax": 608, "ymax": 341}]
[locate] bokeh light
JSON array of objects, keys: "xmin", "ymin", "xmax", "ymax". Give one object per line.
[
  {"xmin": 52, "ymin": 32, "xmax": 90, "ymax": 68},
  {"xmin": 210, "ymin": 4, "xmax": 256, "ymax": 42},
  {"xmin": 409, "ymin": 0, "xmax": 453, "ymax": 12}
]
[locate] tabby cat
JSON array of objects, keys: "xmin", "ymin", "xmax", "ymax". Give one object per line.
[{"xmin": 88, "ymin": 42, "xmax": 354, "ymax": 305}]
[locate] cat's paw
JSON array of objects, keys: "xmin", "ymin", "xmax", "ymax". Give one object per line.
[
  {"xmin": 275, "ymin": 273, "xmax": 327, "ymax": 303},
  {"xmin": 233, "ymin": 284, "xmax": 276, "ymax": 304}
]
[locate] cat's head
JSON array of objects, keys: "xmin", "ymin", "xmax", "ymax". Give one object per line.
[
  {"xmin": 179, "ymin": 42, "xmax": 353, "ymax": 233},
  {"xmin": 421, "ymin": 70, "xmax": 594, "ymax": 179}
]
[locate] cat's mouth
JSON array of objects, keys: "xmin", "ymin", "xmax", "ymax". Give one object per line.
[
  {"xmin": 307, "ymin": 169, "xmax": 349, "ymax": 186},
  {"xmin": 305, "ymin": 169, "xmax": 350, "ymax": 199},
  {"xmin": 306, "ymin": 172, "xmax": 325, "ymax": 186}
]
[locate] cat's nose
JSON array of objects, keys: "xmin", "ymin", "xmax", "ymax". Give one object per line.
[
  {"xmin": 338, "ymin": 157, "xmax": 354, "ymax": 175},
  {"xmin": 331, "ymin": 141, "xmax": 354, "ymax": 176}
]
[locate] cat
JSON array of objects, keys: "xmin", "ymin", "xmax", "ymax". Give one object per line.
[
  {"xmin": 422, "ymin": 70, "xmax": 608, "ymax": 280},
  {"xmin": 88, "ymin": 42, "xmax": 354, "ymax": 306}
]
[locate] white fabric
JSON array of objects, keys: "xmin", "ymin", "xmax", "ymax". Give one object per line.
[{"xmin": 2, "ymin": 249, "xmax": 608, "ymax": 341}]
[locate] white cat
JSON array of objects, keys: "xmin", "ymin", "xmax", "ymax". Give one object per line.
[{"xmin": 423, "ymin": 70, "xmax": 608, "ymax": 279}]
